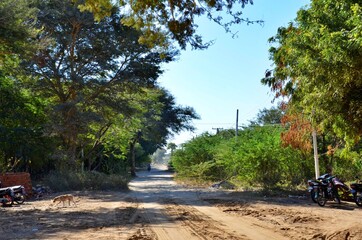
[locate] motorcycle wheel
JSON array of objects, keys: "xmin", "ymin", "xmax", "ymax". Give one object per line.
[
  {"xmin": 2, "ymin": 195, "xmax": 13, "ymax": 207},
  {"xmin": 316, "ymin": 189, "xmax": 327, "ymax": 207},
  {"xmin": 333, "ymin": 189, "xmax": 341, "ymax": 204},
  {"xmin": 14, "ymin": 193, "xmax": 25, "ymax": 204},
  {"xmin": 310, "ymin": 189, "xmax": 317, "ymax": 203},
  {"xmin": 354, "ymin": 193, "xmax": 362, "ymax": 207}
]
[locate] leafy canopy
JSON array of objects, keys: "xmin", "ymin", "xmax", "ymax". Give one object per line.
[
  {"xmin": 15, "ymin": 0, "xmax": 200, "ymax": 172},
  {"xmin": 0, "ymin": 0, "xmax": 40, "ymax": 62},
  {"xmin": 75, "ymin": 0, "xmax": 261, "ymax": 49},
  {"xmin": 262, "ymin": 0, "xmax": 362, "ymax": 146}
]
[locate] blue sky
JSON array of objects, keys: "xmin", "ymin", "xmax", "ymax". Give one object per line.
[{"xmin": 159, "ymin": 0, "xmax": 310, "ymax": 145}]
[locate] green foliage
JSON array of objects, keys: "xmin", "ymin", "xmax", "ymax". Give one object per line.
[
  {"xmin": 171, "ymin": 132, "xmax": 232, "ymax": 181},
  {"xmin": 250, "ymin": 106, "xmax": 283, "ymax": 126},
  {"xmin": 76, "ymin": 0, "xmax": 113, "ymax": 21},
  {"xmin": 0, "ymin": 10, "xmax": 54, "ymax": 172},
  {"xmin": 330, "ymin": 146, "xmax": 362, "ymax": 180},
  {"xmin": 0, "ymin": 0, "xmax": 40, "ymax": 61},
  {"xmin": 0, "ymin": 0, "xmax": 199, "ymax": 178},
  {"xmin": 139, "ymin": 88, "xmax": 199, "ymax": 155},
  {"xmin": 77, "ymin": 0, "xmax": 261, "ymax": 50},
  {"xmin": 217, "ymin": 126, "xmax": 314, "ymax": 187},
  {"xmin": 22, "ymin": 1, "xmax": 195, "ymax": 171},
  {"xmin": 263, "ymin": 0, "xmax": 362, "ymax": 147},
  {"xmin": 0, "ymin": 73, "xmax": 53, "ymax": 173},
  {"xmin": 172, "ymin": 107, "xmax": 362, "ymax": 188},
  {"xmin": 172, "ymin": 125, "xmax": 315, "ymax": 188}
]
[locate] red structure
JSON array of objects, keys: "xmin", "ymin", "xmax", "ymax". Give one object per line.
[{"xmin": 0, "ymin": 172, "xmax": 32, "ymax": 197}]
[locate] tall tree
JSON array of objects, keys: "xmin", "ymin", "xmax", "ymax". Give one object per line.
[
  {"xmin": 167, "ymin": 143, "xmax": 177, "ymax": 155},
  {"xmin": 0, "ymin": 0, "xmax": 54, "ymax": 173},
  {"xmin": 262, "ymin": 0, "xmax": 362, "ymax": 147},
  {"xmin": 0, "ymin": 74, "xmax": 50, "ymax": 173},
  {"xmin": 140, "ymin": 88, "xmax": 199, "ymax": 152},
  {"xmin": 25, "ymin": 0, "xmax": 176, "ymax": 169},
  {"xmin": 128, "ymin": 87, "xmax": 199, "ymax": 176}
]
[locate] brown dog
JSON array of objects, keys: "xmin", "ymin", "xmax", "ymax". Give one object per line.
[{"xmin": 51, "ymin": 194, "xmax": 77, "ymax": 207}]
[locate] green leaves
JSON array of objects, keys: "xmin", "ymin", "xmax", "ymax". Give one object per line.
[
  {"xmin": 0, "ymin": 72, "xmax": 51, "ymax": 172},
  {"xmin": 0, "ymin": 0, "xmax": 40, "ymax": 62},
  {"xmin": 171, "ymin": 124, "xmax": 314, "ymax": 187},
  {"xmin": 263, "ymin": 0, "xmax": 362, "ymax": 147},
  {"xmin": 76, "ymin": 0, "xmax": 259, "ymax": 50},
  {"xmin": 0, "ymin": 1, "xmax": 198, "ymax": 173},
  {"xmin": 76, "ymin": 0, "xmax": 113, "ymax": 21}
]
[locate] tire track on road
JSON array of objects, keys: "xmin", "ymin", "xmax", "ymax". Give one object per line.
[{"xmin": 128, "ymin": 167, "xmax": 289, "ymax": 240}]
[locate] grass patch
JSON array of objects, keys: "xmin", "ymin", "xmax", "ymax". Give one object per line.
[{"xmin": 174, "ymin": 174, "xmax": 309, "ymax": 198}]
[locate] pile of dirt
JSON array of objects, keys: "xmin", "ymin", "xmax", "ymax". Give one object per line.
[{"xmin": 203, "ymin": 194, "xmax": 362, "ymax": 240}]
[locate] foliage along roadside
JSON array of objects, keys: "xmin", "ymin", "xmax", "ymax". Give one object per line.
[
  {"xmin": 170, "ymin": 112, "xmax": 362, "ymax": 189},
  {"xmin": 262, "ymin": 0, "xmax": 362, "ymax": 148},
  {"xmin": 40, "ymin": 170, "xmax": 130, "ymax": 192},
  {"xmin": 0, "ymin": 0, "xmax": 198, "ymax": 177}
]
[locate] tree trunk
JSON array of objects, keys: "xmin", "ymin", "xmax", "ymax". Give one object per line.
[{"xmin": 129, "ymin": 140, "xmax": 137, "ymax": 177}]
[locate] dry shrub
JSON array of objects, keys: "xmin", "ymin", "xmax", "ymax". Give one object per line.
[{"xmin": 43, "ymin": 171, "xmax": 130, "ymax": 192}]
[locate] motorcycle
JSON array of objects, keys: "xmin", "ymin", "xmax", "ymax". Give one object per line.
[
  {"xmin": 0, "ymin": 187, "xmax": 14, "ymax": 207},
  {"xmin": 350, "ymin": 177, "xmax": 362, "ymax": 207},
  {"xmin": 314, "ymin": 175, "xmax": 350, "ymax": 206},
  {"xmin": 308, "ymin": 173, "xmax": 330, "ymax": 203},
  {"xmin": 0, "ymin": 181, "xmax": 26, "ymax": 204},
  {"xmin": 8, "ymin": 185, "xmax": 26, "ymax": 204}
]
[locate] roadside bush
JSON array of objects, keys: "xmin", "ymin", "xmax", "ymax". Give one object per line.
[
  {"xmin": 42, "ymin": 171, "xmax": 130, "ymax": 192},
  {"xmin": 214, "ymin": 125, "xmax": 313, "ymax": 188},
  {"xmin": 172, "ymin": 126, "xmax": 315, "ymax": 188},
  {"xmin": 172, "ymin": 132, "xmax": 229, "ymax": 181},
  {"xmin": 331, "ymin": 149, "xmax": 362, "ymax": 180}
]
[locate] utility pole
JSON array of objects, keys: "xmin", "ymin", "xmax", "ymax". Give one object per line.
[
  {"xmin": 312, "ymin": 129, "xmax": 320, "ymax": 178},
  {"xmin": 212, "ymin": 128, "xmax": 223, "ymax": 134},
  {"xmin": 311, "ymin": 109, "xmax": 320, "ymax": 179},
  {"xmin": 235, "ymin": 109, "xmax": 239, "ymax": 137}
]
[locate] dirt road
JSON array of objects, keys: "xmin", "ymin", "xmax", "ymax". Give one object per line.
[{"xmin": 2, "ymin": 166, "xmax": 362, "ymax": 239}]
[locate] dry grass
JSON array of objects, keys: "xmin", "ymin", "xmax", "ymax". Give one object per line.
[{"xmin": 42, "ymin": 171, "xmax": 130, "ymax": 192}]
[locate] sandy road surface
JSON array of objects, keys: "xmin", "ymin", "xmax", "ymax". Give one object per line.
[
  {"xmin": 2, "ymin": 166, "xmax": 362, "ymax": 239},
  {"xmin": 128, "ymin": 166, "xmax": 289, "ymax": 240}
]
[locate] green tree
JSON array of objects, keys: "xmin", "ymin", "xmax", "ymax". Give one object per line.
[
  {"xmin": 0, "ymin": 74, "xmax": 51, "ymax": 173},
  {"xmin": 250, "ymin": 106, "xmax": 284, "ymax": 126},
  {"xmin": 171, "ymin": 132, "xmax": 227, "ymax": 181},
  {"xmin": 24, "ymin": 1, "xmax": 176, "ymax": 169},
  {"xmin": 139, "ymin": 88, "xmax": 199, "ymax": 153},
  {"xmin": 0, "ymin": 0, "xmax": 40, "ymax": 62},
  {"xmin": 172, "ymin": 125, "xmax": 314, "ymax": 187},
  {"xmin": 262, "ymin": 0, "xmax": 362, "ymax": 147},
  {"xmin": 167, "ymin": 142, "xmax": 177, "ymax": 155},
  {"xmin": 128, "ymin": 87, "xmax": 199, "ymax": 176},
  {"xmin": 0, "ymin": 0, "xmax": 55, "ymax": 174}
]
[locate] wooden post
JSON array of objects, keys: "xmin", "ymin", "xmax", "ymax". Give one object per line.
[
  {"xmin": 235, "ymin": 109, "xmax": 239, "ymax": 137},
  {"xmin": 312, "ymin": 129, "xmax": 320, "ymax": 178}
]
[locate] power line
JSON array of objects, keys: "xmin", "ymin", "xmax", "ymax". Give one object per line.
[
  {"xmin": 212, "ymin": 128, "xmax": 223, "ymax": 134},
  {"xmin": 193, "ymin": 122, "xmax": 235, "ymax": 125}
]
